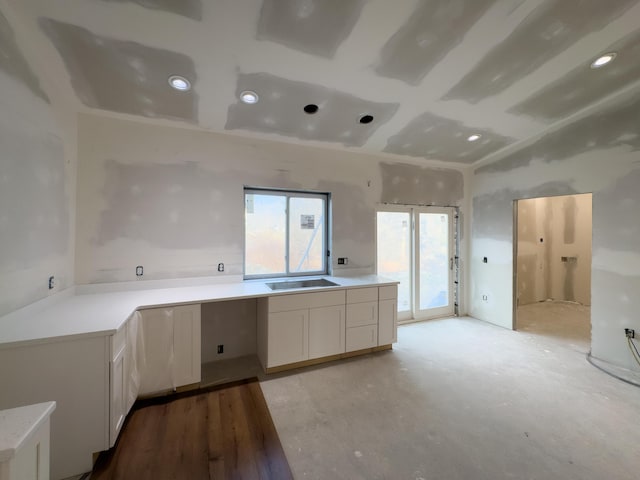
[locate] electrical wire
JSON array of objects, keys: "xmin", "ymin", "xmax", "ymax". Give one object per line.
[{"xmin": 586, "ymin": 351, "xmax": 640, "ymax": 388}]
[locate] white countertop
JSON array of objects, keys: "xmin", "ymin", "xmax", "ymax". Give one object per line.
[
  {"xmin": 0, "ymin": 275, "xmax": 397, "ymax": 349},
  {"xmin": 0, "ymin": 401, "xmax": 56, "ymax": 462}
]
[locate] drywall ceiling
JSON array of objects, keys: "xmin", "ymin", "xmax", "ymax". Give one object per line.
[{"xmin": 6, "ymin": 0, "xmax": 640, "ymax": 166}]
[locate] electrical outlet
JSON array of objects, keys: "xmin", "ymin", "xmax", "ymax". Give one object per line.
[
  {"xmin": 337, "ymin": 257, "xmax": 348, "ymax": 265},
  {"xmin": 625, "ymin": 328, "xmax": 635, "ymax": 339},
  {"xmin": 48, "ymin": 276, "xmax": 54, "ymax": 290},
  {"xmin": 217, "ymin": 344, "xmax": 224, "ymax": 354},
  {"xmin": 136, "ymin": 265, "xmax": 143, "ymax": 277},
  {"xmin": 482, "ymin": 294, "xmax": 488, "ymax": 302},
  {"xmin": 217, "ymin": 263, "xmax": 224, "ymax": 272}
]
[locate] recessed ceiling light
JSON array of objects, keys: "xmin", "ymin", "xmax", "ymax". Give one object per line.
[
  {"xmin": 467, "ymin": 134, "xmax": 482, "ymax": 142},
  {"xmin": 359, "ymin": 114, "xmax": 374, "ymax": 124},
  {"xmin": 590, "ymin": 52, "xmax": 616, "ymax": 69},
  {"xmin": 168, "ymin": 75, "xmax": 191, "ymax": 91},
  {"xmin": 240, "ymin": 91, "xmax": 259, "ymax": 104}
]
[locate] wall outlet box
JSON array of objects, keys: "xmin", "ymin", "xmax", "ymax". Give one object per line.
[
  {"xmin": 337, "ymin": 257, "xmax": 348, "ymax": 265},
  {"xmin": 136, "ymin": 265, "xmax": 143, "ymax": 276},
  {"xmin": 625, "ymin": 328, "xmax": 635, "ymax": 339},
  {"xmin": 48, "ymin": 276, "xmax": 54, "ymax": 290},
  {"xmin": 217, "ymin": 263, "xmax": 224, "ymax": 272}
]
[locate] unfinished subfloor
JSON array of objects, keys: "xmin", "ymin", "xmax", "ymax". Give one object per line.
[
  {"xmin": 260, "ymin": 317, "xmax": 639, "ymax": 480},
  {"xmin": 517, "ymin": 300, "xmax": 591, "ymax": 353}
]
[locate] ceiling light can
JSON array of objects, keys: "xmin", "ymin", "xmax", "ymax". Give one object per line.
[
  {"xmin": 467, "ymin": 134, "xmax": 481, "ymax": 142},
  {"xmin": 240, "ymin": 91, "xmax": 259, "ymax": 104},
  {"xmin": 168, "ymin": 75, "xmax": 191, "ymax": 91},
  {"xmin": 590, "ymin": 52, "xmax": 616, "ymax": 69}
]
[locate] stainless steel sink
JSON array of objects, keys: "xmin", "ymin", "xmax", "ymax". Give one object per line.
[{"xmin": 266, "ymin": 278, "xmax": 339, "ymax": 290}]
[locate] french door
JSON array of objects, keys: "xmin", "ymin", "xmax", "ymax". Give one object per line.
[{"xmin": 376, "ymin": 206, "xmax": 456, "ymax": 322}]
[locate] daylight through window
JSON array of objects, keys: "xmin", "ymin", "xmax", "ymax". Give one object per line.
[{"xmin": 244, "ymin": 188, "xmax": 329, "ymax": 278}]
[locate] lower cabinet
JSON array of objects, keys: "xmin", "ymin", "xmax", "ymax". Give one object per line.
[
  {"xmin": 137, "ymin": 304, "xmax": 201, "ymax": 397},
  {"xmin": 346, "ymin": 288, "xmax": 379, "ymax": 352},
  {"xmin": 267, "ymin": 309, "xmax": 309, "ymax": 367},
  {"xmin": 258, "ymin": 290, "xmax": 347, "ymax": 369},
  {"xmin": 309, "ymin": 305, "xmax": 346, "ymax": 358},
  {"xmin": 378, "ymin": 285, "xmax": 398, "ymax": 346}
]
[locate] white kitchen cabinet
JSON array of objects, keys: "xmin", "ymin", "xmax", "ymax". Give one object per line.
[
  {"xmin": 0, "ymin": 402, "xmax": 55, "ymax": 480},
  {"xmin": 309, "ymin": 305, "xmax": 345, "ymax": 358},
  {"xmin": 257, "ymin": 290, "xmax": 346, "ymax": 369},
  {"xmin": 138, "ymin": 304, "xmax": 201, "ymax": 397},
  {"xmin": 346, "ymin": 288, "xmax": 379, "ymax": 352},
  {"xmin": 378, "ymin": 285, "xmax": 398, "ymax": 346},
  {"xmin": 266, "ymin": 309, "xmax": 309, "ymax": 367},
  {"xmin": 109, "ymin": 333, "xmax": 126, "ymax": 447}
]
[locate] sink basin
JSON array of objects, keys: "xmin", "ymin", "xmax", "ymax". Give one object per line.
[{"xmin": 266, "ymin": 278, "xmax": 339, "ymax": 290}]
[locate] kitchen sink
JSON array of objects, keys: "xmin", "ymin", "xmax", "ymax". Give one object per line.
[{"xmin": 266, "ymin": 278, "xmax": 339, "ymax": 290}]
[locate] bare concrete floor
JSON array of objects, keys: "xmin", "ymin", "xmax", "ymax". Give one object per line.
[
  {"xmin": 260, "ymin": 317, "xmax": 640, "ymax": 480},
  {"xmin": 517, "ymin": 301, "xmax": 591, "ymax": 353}
]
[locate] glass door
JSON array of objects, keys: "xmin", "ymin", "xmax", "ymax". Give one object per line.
[
  {"xmin": 377, "ymin": 206, "xmax": 455, "ymax": 322},
  {"xmin": 415, "ymin": 208, "xmax": 455, "ymax": 319},
  {"xmin": 376, "ymin": 209, "xmax": 412, "ymax": 321}
]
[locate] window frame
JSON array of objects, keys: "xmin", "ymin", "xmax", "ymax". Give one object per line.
[{"xmin": 243, "ymin": 187, "xmax": 330, "ymax": 280}]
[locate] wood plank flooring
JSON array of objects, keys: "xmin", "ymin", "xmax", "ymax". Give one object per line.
[{"xmin": 91, "ymin": 379, "xmax": 293, "ymax": 480}]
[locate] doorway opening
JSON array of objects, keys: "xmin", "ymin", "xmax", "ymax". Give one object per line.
[
  {"xmin": 513, "ymin": 193, "xmax": 592, "ymax": 350},
  {"xmin": 376, "ymin": 206, "xmax": 458, "ymax": 323}
]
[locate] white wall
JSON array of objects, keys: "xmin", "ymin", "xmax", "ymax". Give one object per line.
[
  {"xmin": 0, "ymin": 5, "xmax": 75, "ymax": 316},
  {"xmin": 75, "ymin": 113, "xmax": 467, "ymax": 303},
  {"xmin": 517, "ymin": 194, "xmax": 591, "ymax": 306},
  {"xmin": 470, "ymin": 93, "xmax": 640, "ymax": 371}
]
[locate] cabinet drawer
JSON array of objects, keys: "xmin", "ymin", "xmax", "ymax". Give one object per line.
[
  {"xmin": 346, "ymin": 325, "xmax": 378, "ymax": 352},
  {"xmin": 269, "ymin": 289, "xmax": 345, "ymax": 312},
  {"xmin": 346, "ymin": 287, "xmax": 378, "ymax": 304},
  {"xmin": 379, "ymin": 285, "xmax": 398, "ymax": 301},
  {"xmin": 346, "ymin": 302, "xmax": 378, "ymax": 328},
  {"xmin": 111, "ymin": 325, "xmax": 126, "ymax": 360}
]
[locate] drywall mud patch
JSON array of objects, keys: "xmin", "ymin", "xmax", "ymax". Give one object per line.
[
  {"xmin": 511, "ymin": 29, "xmax": 640, "ymax": 122},
  {"xmin": 0, "ymin": 128, "xmax": 67, "ymax": 269},
  {"xmin": 98, "ymin": 160, "xmax": 238, "ymax": 248},
  {"xmin": 592, "ymin": 168, "xmax": 640, "ymax": 252},
  {"xmin": 375, "ymin": 0, "xmax": 496, "ymax": 85},
  {"xmin": 384, "ymin": 111, "xmax": 513, "ymax": 163},
  {"xmin": 101, "ymin": 0, "xmax": 202, "ymax": 20},
  {"xmin": 445, "ymin": 0, "xmax": 637, "ymax": 103},
  {"xmin": 0, "ymin": 12, "xmax": 48, "ymax": 102},
  {"xmin": 40, "ymin": 18, "xmax": 198, "ymax": 122},
  {"xmin": 316, "ymin": 180, "xmax": 371, "ymax": 245},
  {"xmin": 226, "ymin": 72, "xmax": 398, "ymax": 147},
  {"xmin": 473, "ymin": 183, "xmax": 577, "ymax": 240},
  {"xmin": 476, "ymin": 94, "xmax": 640, "ymax": 174},
  {"xmin": 517, "ymin": 254, "xmax": 537, "ymax": 305},
  {"xmin": 257, "ymin": 0, "xmax": 365, "ymax": 58},
  {"xmin": 380, "ymin": 162, "xmax": 463, "ymax": 206}
]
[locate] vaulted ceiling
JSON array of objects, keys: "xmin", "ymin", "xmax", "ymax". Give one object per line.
[{"xmin": 5, "ymin": 0, "xmax": 640, "ymax": 166}]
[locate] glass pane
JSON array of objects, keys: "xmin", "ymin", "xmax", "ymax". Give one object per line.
[
  {"xmin": 376, "ymin": 212, "xmax": 411, "ymax": 313},
  {"xmin": 245, "ymin": 193, "xmax": 286, "ymax": 275},
  {"xmin": 419, "ymin": 213, "xmax": 449, "ymax": 310},
  {"xmin": 288, "ymin": 197, "xmax": 324, "ymax": 273}
]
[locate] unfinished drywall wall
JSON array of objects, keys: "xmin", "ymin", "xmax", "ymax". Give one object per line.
[
  {"xmin": 517, "ymin": 194, "xmax": 591, "ymax": 307},
  {"xmin": 75, "ymin": 113, "xmax": 466, "ymax": 301},
  {"xmin": 470, "ymin": 92, "xmax": 639, "ymax": 372},
  {"xmin": 201, "ymin": 300, "xmax": 257, "ymax": 363},
  {"xmin": 0, "ymin": 8, "xmax": 74, "ymax": 316}
]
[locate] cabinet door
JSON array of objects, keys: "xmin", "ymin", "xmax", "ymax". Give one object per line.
[
  {"xmin": 308, "ymin": 305, "xmax": 345, "ymax": 359},
  {"xmin": 346, "ymin": 325, "xmax": 378, "ymax": 352},
  {"xmin": 109, "ymin": 345, "xmax": 126, "ymax": 447},
  {"xmin": 267, "ymin": 309, "xmax": 309, "ymax": 367},
  {"xmin": 378, "ymin": 299, "xmax": 397, "ymax": 345},
  {"xmin": 138, "ymin": 309, "xmax": 174, "ymax": 396},
  {"xmin": 172, "ymin": 304, "xmax": 201, "ymax": 388}
]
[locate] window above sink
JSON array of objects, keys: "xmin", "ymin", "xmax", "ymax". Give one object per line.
[{"xmin": 244, "ymin": 187, "xmax": 330, "ymax": 280}]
